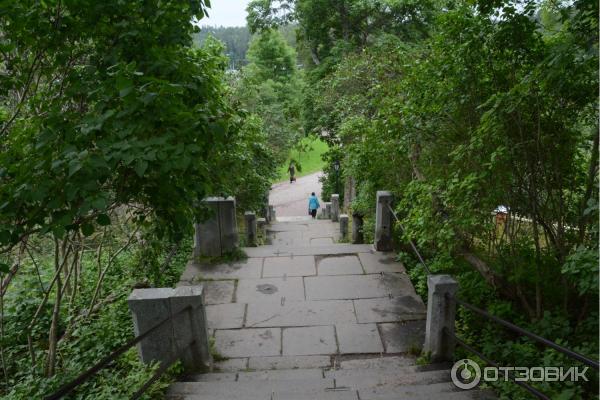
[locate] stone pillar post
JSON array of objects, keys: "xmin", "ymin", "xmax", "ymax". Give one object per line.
[
  {"xmin": 339, "ymin": 214, "xmax": 349, "ymax": 239},
  {"xmin": 331, "ymin": 194, "xmax": 340, "ymax": 222},
  {"xmin": 269, "ymin": 205, "xmax": 276, "ymax": 222},
  {"xmin": 263, "ymin": 190, "xmax": 270, "ymax": 222},
  {"xmin": 193, "ymin": 223, "xmax": 202, "ymax": 259},
  {"xmin": 128, "ymin": 286, "xmax": 211, "ymax": 371},
  {"xmin": 257, "ymin": 217, "xmax": 267, "ymax": 238},
  {"xmin": 195, "ymin": 197, "xmax": 238, "ymax": 257},
  {"xmin": 352, "ymin": 212, "xmax": 364, "ymax": 244},
  {"xmin": 374, "ymin": 191, "xmax": 394, "ymax": 251},
  {"xmin": 244, "ymin": 211, "xmax": 257, "ymax": 247},
  {"xmin": 424, "ymin": 275, "xmax": 458, "ymax": 362},
  {"xmin": 219, "ymin": 197, "xmax": 238, "ymax": 251},
  {"xmin": 323, "ymin": 203, "xmax": 331, "ymax": 219}
]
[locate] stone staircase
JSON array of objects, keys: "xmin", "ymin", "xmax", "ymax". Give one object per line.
[
  {"xmin": 172, "ymin": 218, "xmax": 496, "ymax": 400},
  {"xmin": 167, "ymin": 355, "xmax": 495, "ymax": 399}
]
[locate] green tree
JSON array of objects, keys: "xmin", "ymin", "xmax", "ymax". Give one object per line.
[
  {"xmin": 193, "ymin": 26, "xmax": 251, "ymax": 69},
  {"xmin": 0, "ymin": 1, "xmax": 275, "ymax": 397},
  {"xmin": 252, "ymin": 0, "xmax": 599, "ymax": 397},
  {"xmin": 232, "ymin": 29, "xmax": 304, "ymax": 162}
]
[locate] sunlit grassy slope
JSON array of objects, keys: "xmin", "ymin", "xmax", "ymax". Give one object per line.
[{"xmin": 275, "ymin": 136, "xmax": 329, "ymax": 182}]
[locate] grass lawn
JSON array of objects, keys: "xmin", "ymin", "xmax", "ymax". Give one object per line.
[{"xmin": 275, "ymin": 136, "xmax": 329, "ymax": 182}]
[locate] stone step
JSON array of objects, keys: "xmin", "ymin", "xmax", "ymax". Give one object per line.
[
  {"xmin": 336, "ymin": 355, "xmax": 417, "ymax": 370},
  {"xmin": 169, "ymin": 369, "xmax": 450, "ymax": 395},
  {"xmin": 167, "ymin": 378, "xmax": 335, "ymax": 398},
  {"xmin": 243, "ymin": 243, "xmax": 373, "ymax": 258},
  {"xmin": 187, "ymin": 368, "xmax": 324, "ymax": 382},
  {"xmin": 360, "ymin": 387, "xmax": 496, "ymax": 400},
  {"xmin": 331, "ymin": 369, "xmax": 451, "ymax": 389},
  {"xmin": 166, "ymin": 380, "xmax": 494, "ymax": 400},
  {"xmin": 169, "ymin": 391, "xmax": 358, "ymax": 400},
  {"xmin": 326, "ymin": 363, "xmax": 451, "ymax": 379}
]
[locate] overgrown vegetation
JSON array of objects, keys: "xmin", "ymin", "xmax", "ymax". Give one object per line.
[
  {"xmin": 249, "ymin": 0, "xmax": 598, "ymax": 398},
  {"xmin": 0, "ymin": 1, "xmax": 276, "ymax": 398},
  {"xmin": 1, "ymin": 0, "xmax": 598, "ymax": 398},
  {"xmin": 231, "ymin": 28, "xmax": 305, "ymax": 164}
]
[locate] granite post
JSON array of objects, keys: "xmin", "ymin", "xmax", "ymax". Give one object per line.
[
  {"xmin": 323, "ymin": 203, "xmax": 331, "ymax": 219},
  {"xmin": 424, "ymin": 275, "xmax": 458, "ymax": 362},
  {"xmin": 374, "ymin": 191, "xmax": 394, "ymax": 251},
  {"xmin": 339, "ymin": 214, "xmax": 349, "ymax": 239},
  {"xmin": 195, "ymin": 197, "xmax": 238, "ymax": 257},
  {"xmin": 331, "ymin": 194, "xmax": 340, "ymax": 222},
  {"xmin": 352, "ymin": 212, "xmax": 364, "ymax": 244},
  {"xmin": 257, "ymin": 217, "xmax": 267, "ymax": 238},
  {"xmin": 244, "ymin": 211, "xmax": 257, "ymax": 246},
  {"xmin": 128, "ymin": 286, "xmax": 211, "ymax": 371}
]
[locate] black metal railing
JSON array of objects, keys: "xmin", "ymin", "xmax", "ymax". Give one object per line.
[
  {"xmin": 45, "ymin": 305, "xmax": 193, "ymax": 400},
  {"xmin": 385, "ymin": 201, "xmax": 599, "ymax": 399},
  {"xmin": 444, "ymin": 327, "xmax": 552, "ymax": 400},
  {"xmin": 452, "ymin": 296, "xmax": 599, "ymax": 370},
  {"xmin": 386, "ymin": 204, "xmax": 431, "ymax": 274}
]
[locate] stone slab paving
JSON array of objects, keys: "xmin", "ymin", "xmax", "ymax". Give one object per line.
[
  {"xmin": 181, "ymin": 258, "xmax": 262, "ymax": 281},
  {"xmin": 168, "ymin": 220, "xmax": 490, "ymax": 400},
  {"xmin": 235, "ymin": 277, "xmax": 305, "ymax": 303},
  {"xmin": 358, "ymin": 252, "xmax": 406, "ymax": 274},
  {"xmin": 245, "ymin": 300, "xmax": 356, "ymax": 327},
  {"xmin": 270, "ymin": 231, "xmax": 310, "ymax": 247},
  {"xmin": 317, "ymin": 255, "xmax": 364, "ymax": 275},
  {"xmin": 262, "ymin": 255, "xmax": 316, "ymax": 277},
  {"xmin": 206, "ymin": 303, "xmax": 246, "ymax": 329},
  {"xmin": 182, "ymin": 219, "xmax": 427, "ymax": 370},
  {"xmin": 310, "ymin": 237, "xmax": 334, "ymax": 246},
  {"xmin": 237, "ymin": 368, "xmax": 324, "ymax": 381},
  {"xmin": 354, "ymin": 296, "xmax": 426, "ymax": 323},
  {"xmin": 282, "ymin": 325, "xmax": 337, "ymax": 355},
  {"xmin": 215, "ymin": 328, "xmax": 281, "ymax": 358},
  {"xmin": 248, "ymin": 355, "xmax": 331, "ymax": 370},
  {"xmin": 338, "ymin": 355, "xmax": 416, "ymax": 369},
  {"xmin": 243, "ymin": 243, "xmax": 373, "ymax": 258},
  {"xmin": 336, "ymin": 323, "xmax": 384, "ymax": 354},
  {"xmin": 379, "ymin": 320, "xmax": 426, "ymax": 353},
  {"xmin": 304, "ymin": 274, "xmax": 415, "ymax": 300},
  {"xmin": 202, "ymin": 280, "xmax": 235, "ymax": 304},
  {"xmin": 214, "ymin": 358, "xmax": 249, "ymax": 371}
]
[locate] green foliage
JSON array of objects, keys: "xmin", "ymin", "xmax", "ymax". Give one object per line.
[
  {"xmin": 0, "ymin": 0, "xmax": 277, "ymax": 398},
  {"xmin": 2, "ymin": 231, "xmax": 192, "ymax": 398},
  {"xmin": 193, "ymin": 26, "xmax": 251, "ymax": 69},
  {"xmin": 231, "ymin": 29, "xmax": 305, "ymax": 163},
  {"xmin": 246, "ymin": 29, "xmax": 297, "ymax": 82},
  {"xmin": 247, "ymin": 0, "xmax": 600, "ymax": 398},
  {"xmin": 0, "ymin": 0, "xmax": 250, "ymax": 248}
]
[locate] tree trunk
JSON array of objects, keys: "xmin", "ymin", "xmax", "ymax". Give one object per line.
[{"xmin": 45, "ymin": 239, "xmax": 63, "ymax": 377}]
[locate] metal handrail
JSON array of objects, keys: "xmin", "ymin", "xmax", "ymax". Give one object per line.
[
  {"xmin": 444, "ymin": 327, "xmax": 551, "ymax": 400},
  {"xmin": 451, "ymin": 295, "xmax": 599, "ymax": 370},
  {"xmin": 130, "ymin": 340, "xmax": 194, "ymax": 400},
  {"xmin": 384, "ymin": 200, "xmax": 599, "ymax": 398},
  {"xmin": 45, "ymin": 305, "xmax": 193, "ymax": 400},
  {"xmin": 386, "ymin": 203, "xmax": 431, "ymax": 274}
]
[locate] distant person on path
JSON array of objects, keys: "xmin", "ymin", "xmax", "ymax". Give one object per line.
[
  {"xmin": 288, "ymin": 161, "xmax": 296, "ymax": 183},
  {"xmin": 308, "ymin": 192, "xmax": 320, "ymax": 219}
]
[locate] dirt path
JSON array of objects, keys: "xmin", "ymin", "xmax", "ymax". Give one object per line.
[{"xmin": 269, "ymin": 171, "xmax": 323, "ymax": 217}]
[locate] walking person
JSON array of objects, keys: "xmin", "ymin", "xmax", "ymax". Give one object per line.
[
  {"xmin": 308, "ymin": 192, "xmax": 320, "ymax": 219},
  {"xmin": 288, "ymin": 161, "xmax": 296, "ymax": 183}
]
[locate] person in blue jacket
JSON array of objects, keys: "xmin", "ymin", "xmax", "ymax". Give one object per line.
[{"xmin": 308, "ymin": 192, "xmax": 320, "ymax": 219}]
